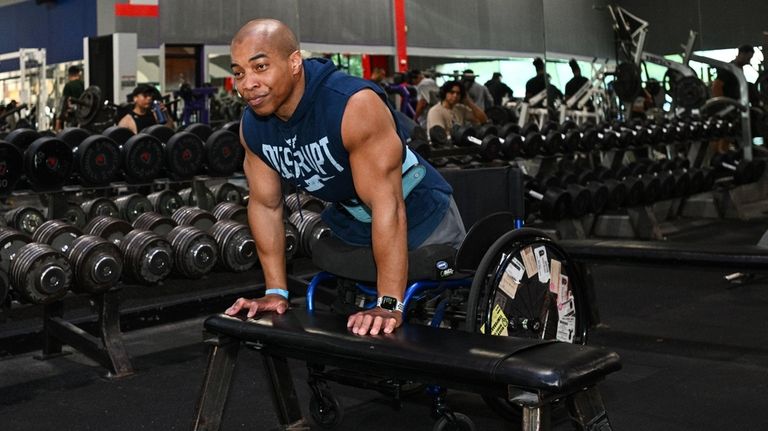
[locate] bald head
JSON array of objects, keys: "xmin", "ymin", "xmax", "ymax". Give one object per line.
[{"xmin": 232, "ymin": 19, "xmax": 299, "ymax": 57}]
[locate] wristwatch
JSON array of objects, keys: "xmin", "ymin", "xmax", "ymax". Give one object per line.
[{"xmin": 376, "ymin": 296, "xmax": 405, "ymax": 313}]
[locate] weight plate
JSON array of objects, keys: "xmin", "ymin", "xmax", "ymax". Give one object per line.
[
  {"xmin": 115, "ymin": 193, "xmax": 153, "ymax": 223},
  {"xmin": 147, "ymin": 190, "xmax": 184, "ymax": 216},
  {"xmin": 184, "ymin": 123, "xmax": 214, "ymax": 142},
  {"xmin": 142, "ymin": 124, "xmax": 174, "ymax": 143},
  {"xmin": 57, "ymin": 127, "xmax": 92, "ymax": 148},
  {"xmin": 5, "ymin": 128, "xmax": 41, "ymax": 150},
  {"xmin": 74, "ymin": 135, "xmax": 121, "ymax": 185},
  {"xmin": 122, "ymin": 133, "xmax": 164, "ymax": 183},
  {"xmin": 33, "ymin": 219, "xmax": 82, "ymax": 253},
  {"xmin": 221, "ymin": 121, "xmax": 240, "ymax": 135},
  {"xmin": 23, "ymin": 137, "xmax": 74, "ymax": 190},
  {"xmin": 5, "ymin": 206, "xmax": 45, "ymax": 236},
  {"xmin": 74, "ymin": 86, "xmax": 103, "ymax": 126},
  {"xmin": 165, "ymin": 131, "xmax": 204, "ymax": 178},
  {"xmin": 81, "ymin": 198, "xmax": 120, "ymax": 220},
  {"xmin": 209, "ymin": 182, "xmax": 243, "ymax": 204},
  {"xmin": 84, "ymin": 216, "xmax": 133, "ymax": 245},
  {"xmin": 132, "ymin": 212, "xmax": 177, "ymax": 236},
  {"xmin": 103, "ymin": 125, "xmax": 135, "ymax": 146},
  {"xmin": 0, "ymin": 228, "xmax": 32, "ymax": 273},
  {"xmin": 0, "ymin": 140, "xmax": 24, "ymax": 194},
  {"xmin": 10, "ymin": 243, "xmax": 72, "ymax": 304},
  {"xmin": 205, "ymin": 129, "xmax": 243, "ymax": 177},
  {"xmin": 179, "ymin": 186, "xmax": 216, "ymax": 211},
  {"xmin": 119, "ymin": 229, "xmax": 173, "ymax": 284},
  {"xmin": 67, "ymin": 235, "xmax": 122, "ymax": 294}
]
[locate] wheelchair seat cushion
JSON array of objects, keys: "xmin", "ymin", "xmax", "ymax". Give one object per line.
[{"xmin": 312, "ymin": 235, "xmax": 458, "ymax": 283}]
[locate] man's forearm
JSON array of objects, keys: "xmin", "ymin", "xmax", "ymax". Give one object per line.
[
  {"xmin": 247, "ymin": 201, "xmax": 287, "ymax": 289},
  {"xmin": 371, "ymin": 200, "xmax": 408, "ymax": 301}
]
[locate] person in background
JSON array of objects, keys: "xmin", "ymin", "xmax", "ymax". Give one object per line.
[
  {"xmin": 712, "ymin": 44, "xmax": 755, "ymax": 101},
  {"xmin": 461, "ymin": 69, "xmax": 493, "ymax": 112},
  {"xmin": 409, "ymin": 69, "xmax": 439, "ymax": 127},
  {"xmin": 484, "ymin": 72, "xmax": 513, "ymax": 107},
  {"xmin": 564, "ymin": 59, "xmax": 589, "ymax": 100},
  {"xmin": 54, "ymin": 65, "xmax": 85, "ymax": 131},
  {"xmin": 524, "ymin": 57, "xmax": 563, "ymax": 108},
  {"xmin": 117, "ymin": 84, "xmax": 175, "ymax": 133},
  {"xmin": 426, "ymin": 80, "xmax": 488, "ymax": 140}
]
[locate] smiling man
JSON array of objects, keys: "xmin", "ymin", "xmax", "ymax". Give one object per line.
[{"xmin": 224, "ymin": 19, "xmax": 465, "ymax": 336}]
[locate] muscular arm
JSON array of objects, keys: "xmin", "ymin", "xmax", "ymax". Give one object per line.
[
  {"xmin": 225, "ymin": 126, "xmax": 289, "ymax": 318},
  {"xmin": 342, "ymin": 89, "xmax": 408, "ymax": 335}
]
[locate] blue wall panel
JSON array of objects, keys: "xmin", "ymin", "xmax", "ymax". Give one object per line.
[{"xmin": 0, "ymin": 0, "xmax": 97, "ymax": 72}]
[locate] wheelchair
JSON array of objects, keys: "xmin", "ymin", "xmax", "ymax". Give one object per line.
[{"xmin": 303, "ymin": 212, "xmax": 589, "ymax": 430}]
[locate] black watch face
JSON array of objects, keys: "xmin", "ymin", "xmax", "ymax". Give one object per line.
[{"xmin": 380, "ymin": 296, "xmax": 398, "ymax": 310}]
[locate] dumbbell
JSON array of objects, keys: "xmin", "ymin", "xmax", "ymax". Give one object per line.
[
  {"xmin": 33, "ymin": 220, "xmax": 122, "ymax": 294},
  {"xmin": 57, "ymin": 127, "xmax": 121, "ymax": 185},
  {"xmin": 0, "ymin": 228, "xmax": 73, "ymax": 304},
  {"xmin": 5, "ymin": 128, "xmax": 73, "ymax": 191},
  {"xmin": 284, "ymin": 192, "xmax": 327, "ymax": 215},
  {"xmin": 522, "ymin": 175, "xmax": 572, "ymax": 221},
  {"xmin": 114, "ymin": 193, "xmax": 153, "ymax": 223},
  {"xmin": 85, "ymin": 216, "xmax": 173, "ymax": 285},
  {"xmin": 143, "ymin": 125, "xmax": 205, "ymax": 179},
  {"xmin": 147, "ymin": 190, "xmax": 184, "ymax": 216},
  {"xmin": 212, "ymin": 202, "xmax": 248, "ymax": 224},
  {"xmin": 0, "ymin": 139, "xmax": 24, "ymax": 194},
  {"xmin": 593, "ymin": 167, "xmax": 644, "ymax": 208},
  {"xmin": 119, "ymin": 132, "xmax": 165, "ymax": 183},
  {"xmin": 430, "ymin": 125, "xmax": 501, "ymax": 162},
  {"xmin": 178, "ymin": 186, "xmax": 217, "ymax": 211},
  {"xmin": 540, "ymin": 174, "xmax": 593, "ymax": 218},
  {"xmin": 209, "ymin": 182, "xmax": 244, "ymax": 205},
  {"xmin": 4, "ymin": 206, "xmax": 45, "ymax": 236},
  {"xmin": 172, "ymin": 207, "xmax": 256, "ymax": 274},
  {"xmin": 558, "ymin": 169, "xmax": 611, "ymax": 214},
  {"xmin": 81, "ymin": 197, "xmax": 120, "ymax": 220},
  {"xmin": 184, "ymin": 123, "xmax": 244, "ymax": 177},
  {"xmin": 711, "ymin": 153, "xmax": 766, "ymax": 184},
  {"xmin": 133, "ymin": 212, "xmax": 178, "ymax": 236},
  {"xmin": 288, "ymin": 211, "xmax": 331, "ymax": 258}
]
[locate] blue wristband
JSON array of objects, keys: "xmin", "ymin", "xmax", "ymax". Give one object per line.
[{"xmin": 265, "ymin": 288, "xmax": 289, "ymax": 299}]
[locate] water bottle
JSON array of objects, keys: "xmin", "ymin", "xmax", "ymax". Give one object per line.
[{"xmin": 153, "ymin": 100, "xmax": 167, "ymax": 124}]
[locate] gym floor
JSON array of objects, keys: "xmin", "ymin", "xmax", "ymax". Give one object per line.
[{"xmin": 1, "ymin": 217, "xmax": 766, "ymax": 431}]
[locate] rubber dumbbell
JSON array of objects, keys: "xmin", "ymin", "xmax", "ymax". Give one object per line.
[
  {"xmin": 522, "ymin": 175, "xmax": 572, "ymax": 221},
  {"xmin": 58, "ymin": 127, "xmax": 121, "ymax": 185}
]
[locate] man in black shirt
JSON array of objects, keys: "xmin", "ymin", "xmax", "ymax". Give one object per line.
[
  {"xmin": 564, "ymin": 59, "xmax": 589, "ymax": 100},
  {"xmin": 484, "ymin": 72, "xmax": 513, "ymax": 106},
  {"xmin": 54, "ymin": 65, "xmax": 85, "ymax": 131},
  {"xmin": 712, "ymin": 45, "xmax": 754, "ymax": 101},
  {"xmin": 524, "ymin": 57, "xmax": 563, "ymax": 108},
  {"xmin": 117, "ymin": 84, "xmax": 174, "ymax": 133}
]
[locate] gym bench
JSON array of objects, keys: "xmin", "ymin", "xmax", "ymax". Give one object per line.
[{"xmin": 191, "ymin": 310, "xmax": 621, "ymax": 431}]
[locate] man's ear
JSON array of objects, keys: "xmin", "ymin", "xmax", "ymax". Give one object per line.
[{"xmin": 290, "ymin": 51, "xmax": 302, "ymax": 75}]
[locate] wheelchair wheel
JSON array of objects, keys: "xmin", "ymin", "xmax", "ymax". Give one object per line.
[
  {"xmin": 464, "ymin": 228, "xmax": 588, "ymax": 422},
  {"xmin": 432, "ymin": 412, "xmax": 476, "ymax": 431},
  {"xmin": 309, "ymin": 388, "xmax": 344, "ymax": 429}
]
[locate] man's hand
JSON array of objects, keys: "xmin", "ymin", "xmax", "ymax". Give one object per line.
[
  {"xmin": 225, "ymin": 295, "xmax": 288, "ymax": 318},
  {"xmin": 347, "ymin": 308, "xmax": 403, "ymax": 336}
]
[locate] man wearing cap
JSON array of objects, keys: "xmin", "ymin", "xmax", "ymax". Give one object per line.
[
  {"xmin": 564, "ymin": 59, "xmax": 589, "ymax": 101},
  {"xmin": 117, "ymin": 84, "xmax": 175, "ymax": 133},
  {"xmin": 461, "ymin": 69, "xmax": 493, "ymax": 112},
  {"xmin": 484, "ymin": 72, "xmax": 513, "ymax": 107}
]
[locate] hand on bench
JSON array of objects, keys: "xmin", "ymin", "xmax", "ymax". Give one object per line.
[
  {"xmin": 225, "ymin": 294, "xmax": 289, "ymax": 319},
  {"xmin": 347, "ymin": 308, "xmax": 403, "ymax": 336}
]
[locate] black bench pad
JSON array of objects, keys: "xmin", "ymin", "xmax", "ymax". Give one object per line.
[
  {"xmin": 205, "ymin": 311, "xmax": 621, "ymax": 396},
  {"xmin": 560, "ymin": 239, "xmax": 768, "ymax": 271}
]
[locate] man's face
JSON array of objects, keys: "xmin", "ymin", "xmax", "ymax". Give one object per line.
[
  {"xmin": 134, "ymin": 93, "xmax": 153, "ymax": 110},
  {"xmin": 230, "ymin": 36, "xmax": 300, "ymax": 117},
  {"xmin": 735, "ymin": 51, "xmax": 754, "ymax": 67}
]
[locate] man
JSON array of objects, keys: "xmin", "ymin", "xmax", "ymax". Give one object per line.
[
  {"xmin": 524, "ymin": 57, "xmax": 563, "ymax": 107},
  {"xmin": 461, "ymin": 69, "xmax": 493, "ymax": 112},
  {"xmin": 54, "ymin": 65, "xmax": 85, "ymax": 131},
  {"xmin": 224, "ymin": 19, "xmax": 465, "ymax": 336},
  {"xmin": 484, "ymin": 72, "xmax": 513, "ymax": 107},
  {"xmin": 117, "ymin": 83, "xmax": 174, "ymax": 133},
  {"xmin": 426, "ymin": 80, "xmax": 488, "ymax": 138},
  {"xmin": 564, "ymin": 59, "xmax": 589, "ymax": 100},
  {"xmin": 712, "ymin": 45, "xmax": 754, "ymax": 101},
  {"xmin": 409, "ymin": 69, "xmax": 439, "ymax": 127}
]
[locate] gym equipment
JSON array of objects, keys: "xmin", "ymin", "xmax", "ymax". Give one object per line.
[
  {"xmin": 284, "ymin": 220, "xmax": 299, "ymax": 261},
  {"xmin": 166, "ymin": 225, "xmax": 218, "ymax": 278},
  {"xmin": 66, "ymin": 130, "xmax": 122, "ymax": 185},
  {"xmin": 204, "ymin": 129, "xmax": 243, "ymax": 177},
  {"xmin": 209, "ymin": 182, "xmax": 244, "ymax": 205},
  {"xmin": 114, "ymin": 193, "xmax": 153, "ymax": 223},
  {"xmin": 287, "ymin": 211, "xmax": 331, "ymax": 258},
  {"xmin": 523, "ymin": 176, "xmax": 572, "ymax": 220},
  {"xmin": 102, "ymin": 126, "xmax": 135, "ymax": 146},
  {"xmin": 164, "ymin": 131, "xmax": 205, "ymax": 179},
  {"xmin": 84, "ymin": 215, "xmax": 133, "ymax": 245},
  {"xmin": 179, "ymin": 186, "xmax": 216, "ymax": 211},
  {"xmin": 72, "ymin": 86, "xmax": 117, "ymax": 132},
  {"xmin": 212, "ymin": 202, "xmax": 247, "ymax": 224},
  {"xmin": 119, "ymin": 228, "xmax": 173, "ymax": 284},
  {"xmin": 147, "ymin": 190, "xmax": 184, "ymax": 216},
  {"xmin": 132, "ymin": 212, "xmax": 178, "ymax": 236},
  {"xmin": 0, "ymin": 140, "xmax": 24, "ymax": 194},
  {"xmin": 209, "ymin": 220, "xmax": 258, "ymax": 272},
  {"xmin": 121, "ymin": 133, "xmax": 165, "ymax": 183},
  {"xmin": 4, "ymin": 206, "xmax": 45, "ymax": 235},
  {"xmin": 21, "ymin": 136, "xmax": 73, "ymax": 190},
  {"xmin": 711, "ymin": 153, "xmax": 766, "ymax": 185},
  {"xmin": 172, "ymin": 206, "xmax": 217, "ymax": 231},
  {"xmin": 284, "ymin": 192, "xmax": 326, "ymax": 215},
  {"xmin": 10, "ymin": 242, "xmax": 73, "ymax": 304},
  {"xmin": 81, "ymin": 197, "xmax": 120, "ymax": 220},
  {"xmin": 427, "ymin": 125, "xmax": 501, "ymax": 163}
]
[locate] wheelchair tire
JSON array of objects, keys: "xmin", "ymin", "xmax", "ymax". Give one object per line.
[
  {"xmin": 464, "ymin": 228, "xmax": 588, "ymax": 422},
  {"xmin": 309, "ymin": 388, "xmax": 344, "ymax": 429},
  {"xmin": 432, "ymin": 412, "xmax": 476, "ymax": 431}
]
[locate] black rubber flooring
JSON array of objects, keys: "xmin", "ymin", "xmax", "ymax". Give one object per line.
[{"xmin": 1, "ymin": 216, "xmax": 767, "ymax": 431}]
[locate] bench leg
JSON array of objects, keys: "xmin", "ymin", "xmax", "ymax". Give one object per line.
[
  {"xmin": 262, "ymin": 352, "xmax": 308, "ymax": 430},
  {"xmin": 567, "ymin": 387, "xmax": 613, "ymax": 431},
  {"xmin": 191, "ymin": 335, "xmax": 240, "ymax": 431},
  {"xmin": 521, "ymin": 404, "xmax": 551, "ymax": 431}
]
